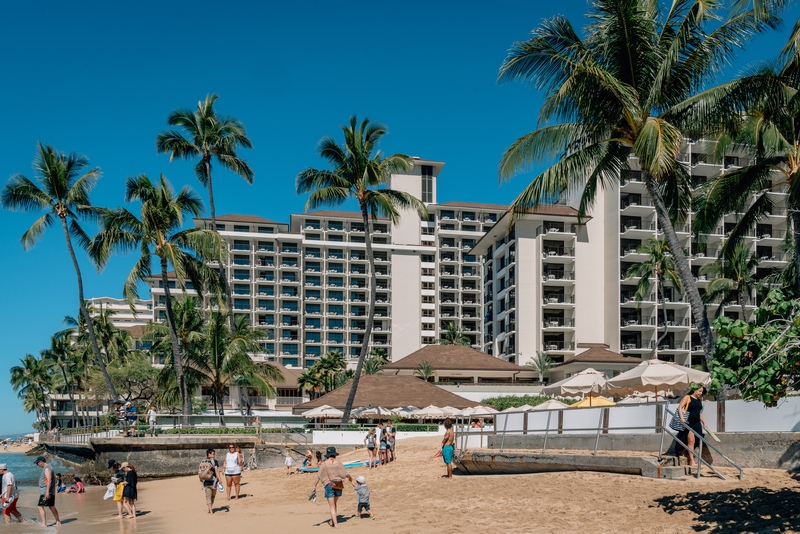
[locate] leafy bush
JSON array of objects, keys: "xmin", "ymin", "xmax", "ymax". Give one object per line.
[
  {"xmin": 159, "ymin": 427, "xmax": 287, "ymax": 435},
  {"xmin": 394, "ymin": 424, "xmax": 439, "ymax": 432},
  {"xmin": 481, "ymin": 395, "xmax": 577, "ymax": 411}
]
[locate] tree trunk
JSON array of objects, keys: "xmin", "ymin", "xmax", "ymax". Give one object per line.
[
  {"xmin": 792, "ymin": 202, "xmax": 800, "ymax": 297},
  {"xmin": 643, "ymin": 174, "xmax": 715, "ymax": 364},
  {"xmin": 217, "ymin": 391, "xmax": 226, "ymax": 427},
  {"xmin": 341, "ymin": 202, "xmax": 378, "ymax": 423},
  {"xmin": 650, "ymin": 277, "xmax": 669, "ymax": 359},
  {"xmin": 204, "ymin": 154, "xmax": 236, "ymax": 332},
  {"xmin": 739, "ymin": 291, "xmax": 747, "ymax": 321},
  {"xmin": 160, "ymin": 258, "xmax": 192, "ymax": 425},
  {"xmin": 61, "ymin": 217, "xmax": 119, "ymax": 402}
]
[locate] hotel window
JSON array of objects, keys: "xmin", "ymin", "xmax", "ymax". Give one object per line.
[
  {"xmin": 422, "ymin": 282, "xmax": 435, "ymax": 290},
  {"xmin": 421, "ymin": 165, "xmax": 433, "ymax": 203},
  {"xmin": 422, "ymin": 295, "xmax": 435, "ymax": 303}
]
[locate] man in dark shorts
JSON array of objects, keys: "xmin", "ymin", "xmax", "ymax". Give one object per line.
[{"xmin": 35, "ymin": 456, "xmax": 60, "ymax": 526}]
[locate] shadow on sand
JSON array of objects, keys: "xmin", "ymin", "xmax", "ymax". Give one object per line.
[{"xmin": 655, "ymin": 486, "xmax": 800, "ymax": 532}]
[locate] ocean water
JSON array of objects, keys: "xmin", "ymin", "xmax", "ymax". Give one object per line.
[{"xmin": 0, "ymin": 452, "xmax": 68, "ymax": 485}]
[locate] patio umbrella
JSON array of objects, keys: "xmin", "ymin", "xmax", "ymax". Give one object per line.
[
  {"xmin": 440, "ymin": 406, "xmax": 462, "ymax": 416},
  {"xmin": 355, "ymin": 406, "xmax": 394, "ymax": 418},
  {"xmin": 302, "ymin": 405, "xmax": 344, "ymax": 418},
  {"xmin": 530, "ymin": 399, "xmax": 569, "ymax": 411},
  {"xmin": 607, "ymin": 359, "xmax": 710, "ymax": 398},
  {"xmin": 468, "ymin": 405, "xmax": 499, "ymax": 416},
  {"xmin": 391, "ymin": 406, "xmax": 418, "ymax": 417},
  {"xmin": 413, "ymin": 405, "xmax": 446, "ymax": 418},
  {"xmin": 543, "ymin": 368, "xmax": 608, "ymax": 406},
  {"xmin": 617, "ymin": 390, "xmax": 675, "ymax": 404},
  {"xmin": 569, "ymin": 396, "xmax": 615, "ymax": 408},
  {"xmin": 501, "ymin": 404, "xmax": 537, "ymax": 413}
]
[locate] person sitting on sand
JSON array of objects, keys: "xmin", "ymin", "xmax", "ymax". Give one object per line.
[
  {"xmin": 442, "ymin": 418, "xmax": 455, "ymax": 479},
  {"xmin": 354, "ymin": 475, "xmax": 374, "ymax": 520},
  {"xmin": 55, "ymin": 473, "xmax": 66, "ymax": 493},
  {"xmin": 315, "ymin": 451, "xmax": 323, "ymax": 466},
  {"xmin": 67, "ymin": 476, "xmax": 84, "ymax": 493},
  {"xmin": 311, "ymin": 447, "xmax": 354, "ymax": 529}
]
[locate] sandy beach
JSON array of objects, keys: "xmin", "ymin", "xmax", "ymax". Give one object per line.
[
  {"xmin": 7, "ymin": 435, "xmax": 800, "ymax": 533},
  {"xmin": 2, "ymin": 442, "xmax": 37, "ymax": 454}
]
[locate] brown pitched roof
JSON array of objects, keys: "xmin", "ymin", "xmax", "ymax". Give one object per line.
[
  {"xmin": 272, "ymin": 363, "xmax": 302, "ymax": 388},
  {"xmin": 304, "ymin": 210, "xmax": 388, "ymax": 221},
  {"xmin": 293, "ymin": 375, "xmax": 481, "ymax": 414},
  {"xmin": 562, "ymin": 344, "xmax": 642, "ymax": 365},
  {"xmin": 383, "ymin": 345, "xmax": 529, "ymax": 372},
  {"xmin": 200, "ymin": 214, "xmax": 283, "ymax": 224},
  {"xmin": 437, "ymin": 201, "xmax": 509, "ymax": 211}
]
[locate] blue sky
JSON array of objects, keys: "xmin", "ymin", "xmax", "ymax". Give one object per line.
[{"xmin": 1, "ymin": 1, "xmax": 797, "ymax": 433}]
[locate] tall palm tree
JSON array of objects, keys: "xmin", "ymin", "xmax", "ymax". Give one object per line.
[
  {"xmin": 700, "ymin": 242, "xmax": 760, "ymax": 319},
  {"xmin": 314, "ymin": 350, "xmax": 347, "ymax": 394},
  {"xmin": 189, "ymin": 313, "xmax": 283, "ymax": 426},
  {"xmin": 11, "ymin": 354, "xmax": 55, "ymax": 430},
  {"xmin": 439, "ymin": 321, "xmax": 471, "ymax": 346},
  {"xmin": 297, "ymin": 116, "xmax": 428, "ymax": 421},
  {"xmin": 525, "ymin": 351, "xmax": 555, "ymax": 384},
  {"xmin": 413, "ymin": 360, "xmax": 436, "ymax": 383},
  {"xmin": 1, "ymin": 143, "xmax": 118, "ymax": 400},
  {"xmin": 41, "ymin": 332, "xmax": 80, "ymax": 428},
  {"xmin": 156, "ymin": 94, "xmax": 254, "ymax": 329},
  {"xmin": 496, "ymin": 0, "xmax": 783, "ymax": 365},
  {"xmin": 626, "ymin": 238, "xmax": 683, "ymax": 358},
  {"xmin": 92, "ymin": 174, "xmax": 225, "ymax": 424}
]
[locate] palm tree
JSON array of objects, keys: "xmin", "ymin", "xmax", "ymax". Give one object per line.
[
  {"xmin": 11, "ymin": 354, "xmax": 55, "ymax": 430},
  {"xmin": 314, "ymin": 350, "xmax": 347, "ymax": 394},
  {"xmin": 700, "ymin": 242, "xmax": 760, "ymax": 319},
  {"xmin": 92, "ymin": 174, "xmax": 225, "ymax": 423},
  {"xmin": 1, "ymin": 143, "xmax": 118, "ymax": 401},
  {"xmin": 363, "ymin": 353, "xmax": 388, "ymax": 375},
  {"xmin": 297, "ymin": 369, "xmax": 324, "ymax": 399},
  {"xmin": 41, "ymin": 332, "xmax": 80, "ymax": 428},
  {"xmin": 496, "ymin": 0, "xmax": 783, "ymax": 365},
  {"xmin": 439, "ymin": 321, "xmax": 471, "ymax": 346},
  {"xmin": 156, "ymin": 94, "xmax": 254, "ymax": 328},
  {"xmin": 91, "ymin": 304, "xmax": 134, "ymax": 363},
  {"xmin": 297, "ymin": 116, "xmax": 428, "ymax": 421},
  {"xmin": 626, "ymin": 238, "xmax": 683, "ymax": 358},
  {"xmin": 525, "ymin": 351, "xmax": 554, "ymax": 384},
  {"xmin": 413, "ymin": 360, "xmax": 436, "ymax": 383},
  {"xmin": 190, "ymin": 313, "xmax": 283, "ymax": 426}
]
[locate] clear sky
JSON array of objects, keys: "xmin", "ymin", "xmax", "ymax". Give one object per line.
[{"xmin": 1, "ymin": 1, "xmax": 797, "ymax": 434}]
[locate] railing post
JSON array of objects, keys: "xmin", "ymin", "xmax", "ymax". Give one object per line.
[
  {"xmin": 658, "ymin": 403, "xmax": 666, "ymax": 459},
  {"xmin": 499, "ymin": 413, "xmax": 510, "ymax": 453},
  {"xmin": 593, "ymin": 408, "xmax": 604, "ymax": 456},
  {"xmin": 542, "ymin": 411, "xmax": 552, "ymax": 453}
]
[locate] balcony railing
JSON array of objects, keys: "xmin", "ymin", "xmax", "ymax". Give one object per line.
[
  {"xmin": 621, "ymin": 341, "xmax": 656, "ymax": 350},
  {"xmin": 542, "ymin": 295, "xmax": 575, "ymax": 304},
  {"xmin": 543, "ymin": 318, "xmax": 575, "ymax": 327},
  {"xmin": 542, "ymin": 341, "xmax": 575, "ymax": 351},
  {"xmin": 542, "ymin": 271, "xmax": 575, "ymax": 281},
  {"xmin": 542, "ymin": 247, "xmax": 574, "ymax": 257}
]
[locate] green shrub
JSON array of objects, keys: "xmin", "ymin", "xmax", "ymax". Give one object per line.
[
  {"xmin": 481, "ymin": 395, "xmax": 577, "ymax": 411},
  {"xmin": 394, "ymin": 424, "xmax": 439, "ymax": 432}
]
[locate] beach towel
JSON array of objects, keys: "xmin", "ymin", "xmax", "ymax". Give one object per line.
[{"xmin": 103, "ymin": 483, "xmax": 115, "ymax": 500}]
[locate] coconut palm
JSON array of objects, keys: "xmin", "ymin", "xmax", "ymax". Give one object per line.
[
  {"xmin": 313, "ymin": 350, "xmax": 347, "ymax": 394},
  {"xmin": 497, "ymin": 0, "xmax": 783, "ymax": 364},
  {"xmin": 1, "ymin": 143, "xmax": 118, "ymax": 401},
  {"xmin": 10, "ymin": 354, "xmax": 55, "ymax": 430},
  {"xmin": 439, "ymin": 321, "xmax": 471, "ymax": 346},
  {"xmin": 525, "ymin": 351, "xmax": 555, "ymax": 384},
  {"xmin": 91, "ymin": 174, "xmax": 225, "ymax": 423},
  {"xmin": 626, "ymin": 238, "xmax": 683, "ymax": 358},
  {"xmin": 700, "ymin": 242, "xmax": 760, "ymax": 319},
  {"xmin": 297, "ymin": 369, "xmax": 324, "ymax": 399},
  {"xmin": 363, "ymin": 351, "xmax": 388, "ymax": 375},
  {"xmin": 190, "ymin": 313, "xmax": 282, "ymax": 426},
  {"xmin": 413, "ymin": 360, "xmax": 436, "ymax": 383},
  {"xmin": 297, "ymin": 116, "xmax": 429, "ymax": 421},
  {"xmin": 41, "ymin": 332, "xmax": 81, "ymax": 428}
]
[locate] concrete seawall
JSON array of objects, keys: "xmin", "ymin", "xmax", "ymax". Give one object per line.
[{"xmin": 43, "ymin": 435, "xmax": 353, "ymax": 478}]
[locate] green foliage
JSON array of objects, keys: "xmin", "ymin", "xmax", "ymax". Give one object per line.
[
  {"xmin": 413, "ymin": 360, "xmax": 436, "ymax": 382},
  {"xmin": 709, "ymin": 289, "xmax": 800, "ymax": 406},
  {"xmin": 86, "ymin": 352, "xmax": 158, "ymax": 405},
  {"xmin": 481, "ymin": 395, "xmax": 577, "ymax": 411},
  {"xmin": 159, "ymin": 427, "xmax": 286, "ymax": 435},
  {"xmin": 394, "ymin": 424, "xmax": 439, "ymax": 432},
  {"xmin": 192, "ymin": 395, "xmax": 209, "ymax": 414},
  {"xmin": 439, "ymin": 322, "xmax": 471, "ymax": 346}
]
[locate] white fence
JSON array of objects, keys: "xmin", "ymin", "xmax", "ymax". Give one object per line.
[{"xmin": 312, "ymin": 428, "xmax": 444, "ymax": 446}]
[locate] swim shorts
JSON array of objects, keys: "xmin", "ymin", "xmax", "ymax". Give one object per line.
[
  {"xmin": 442, "ymin": 445, "xmax": 454, "ymax": 465},
  {"xmin": 358, "ymin": 502, "xmax": 371, "ymax": 512},
  {"xmin": 38, "ymin": 494, "xmax": 55, "ymax": 507}
]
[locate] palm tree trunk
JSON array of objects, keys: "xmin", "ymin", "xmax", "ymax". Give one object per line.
[
  {"xmin": 643, "ymin": 174, "xmax": 714, "ymax": 364},
  {"xmin": 217, "ymin": 391, "xmax": 226, "ymax": 427},
  {"xmin": 341, "ymin": 203, "xmax": 377, "ymax": 423},
  {"xmin": 651, "ymin": 278, "xmax": 669, "ymax": 359},
  {"xmin": 738, "ymin": 292, "xmax": 747, "ymax": 322},
  {"xmin": 61, "ymin": 217, "xmax": 119, "ymax": 402},
  {"xmin": 160, "ymin": 258, "xmax": 192, "ymax": 425},
  {"xmin": 204, "ymin": 155, "xmax": 236, "ymax": 332},
  {"xmin": 792, "ymin": 203, "xmax": 800, "ymax": 297}
]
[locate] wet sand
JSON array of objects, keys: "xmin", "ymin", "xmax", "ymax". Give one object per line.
[{"xmin": 6, "ymin": 435, "xmax": 800, "ymax": 533}]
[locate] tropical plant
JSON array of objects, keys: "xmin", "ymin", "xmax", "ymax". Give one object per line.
[
  {"xmin": 496, "ymin": 0, "xmax": 784, "ymax": 365},
  {"xmin": 525, "ymin": 351, "xmax": 555, "ymax": 384},
  {"xmin": 1, "ymin": 143, "xmax": 118, "ymax": 401},
  {"xmin": 626, "ymin": 238, "xmax": 683, "ymax": 358},
  {"xmin": 334, "ymin": 369, "xmax": 356, "ymax": 389},
  {"xmin": 363, "ymin": 351, "xmax": 389, "ymax": 375},
  {"xmin": 297, "ymin": 369, "xmax": 324, "ymax": 399},
  {"xmin": 91, "ymin": 174, "xmax": 225, "ymax": 423},
  {"xmin": 10, "ymin": 354, "xmax": 55, "ymax": 430},
  {"xmin": 413, "ymin": 360, "xmax": 436, "ymax": 382},
  {"xmin": 190, "ymin": 313, "xmax": 283, "ymax": 426},
  {"xmin": 296, "ymin": 116, "xmax": 428, "ymax": 421},
  {"xmin": 91, "ymin": 304, "xmax": 134, "ymax": 363},
  {"xmin": 313, "ymin": 350, "xmax": 347, "ymax": 394},
  {"xmin": 700, "ymin": 242, "xmax": 760, "ymax": 319},
  {"xmin": 439, "ymin": 321, "xmax": 471, "ymax": 346},
  {"xmin": 41, "ymin": 332, "xmax": 80, "ymax": 428},
  {"xmin": 709, "ymin": 289, "xmax": 800, "ymax": 406},
  {"xmin": 86, "ymin": 353, "xmax": 159, "ymax": 406}
]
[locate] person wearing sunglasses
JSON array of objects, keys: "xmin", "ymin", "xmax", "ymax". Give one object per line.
[{"xmin": 224, "ymin": 444, "xmax": 244, "ymax": 500}]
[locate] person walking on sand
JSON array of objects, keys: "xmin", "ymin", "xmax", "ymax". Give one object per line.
[
  {"xmin": 109, "ymin": 460, "xmax": 126, "ymax": 518},
  {"xmin": 364, "ymin": 428, "xmax": 378, "ymax": 468},
  {"xmin": 200, "ymin": 449, "xmax": 223, "ymax": 514},
  {"xmin": 224, "ymin": 443, "xmax": 244, "ymax": 500},
  {"xmin": 285, "ymin": 450, "xmax": 294, "ymax": 474},
  {"xmin": 0, "ymin": 463, "xmax": 25, "ymax": 524},
  {"xmin": 354, "ymin": 476, "xmax": 374, "ymax": 520},
  {"xmin": 35, "ymin": 456, "xmax": 60, "ymax": 527},
  {"xmin": 120, "ymin": 462, "xmax": 138, "ymax": 519},
  {"xmin": 311, "ymin": 447, "xmax": 354, "ymax": 529},
  {"xmin": 442, "ymin": 418, "xmax": 455, "ymax": 479}
]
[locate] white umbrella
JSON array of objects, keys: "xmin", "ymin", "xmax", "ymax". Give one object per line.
[
  {"xmin": 440, "ymin": 406, "xmax": 462, "ymax": 416},
  {"xmin": 543, "ymin": 368, "xmax": 608, "ymax": 396},
  {"xmin": 413, "ymin": 405, "xmax": 446, "ymax": 418},
  {"xmin": 618, "ymin": 390, "xmax": 675, "ymax": 404},
  {"xmin": 468, "ymin": 405, "xmax": 498, "ymax": 416},
  {"xmin": 501, "ymin": 404, "xmax": 536, "ymax": 412},
  {"xmin": 607, "ymin": 359, "xmax": 710, "ymax": 397},
  {"xmin": 391, "ymin": 406, "xmax": 418, "ymax": 417},
  {"xmin": 355, "ymin": 406, "xmax": 394, "ymax": 418},
  {"xmin": 531, "ymin": 399, "xmax": 569, "ymax": 411},
  {"xmin": 302, "ymin": 405, "xmax": 344, "ymax": 418}
]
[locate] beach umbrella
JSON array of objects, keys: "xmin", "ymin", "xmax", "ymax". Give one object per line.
[
  {"xmin": 355, "ymin": 406, "xmax": 394, "ymax": 418},
  {"xmin": 413, "ymin": 405, "xmax": 446, "ymax": 418},
  {"xmin": 440, "ymin": 406, "xmax": 462, "ymax": 416},
  {"xmin": 607, "ymin": 359, "xmax": 710, "ymax": 398},
  {"xmin": 543, "ymin": 368, "xmax": 608, "ymax": 406},
  {"xmin": 301, "ymin": 405, "xmax": 344, "ymax": 419},
  {"xmin": 617, "ymin": 390, "xmax": 675, "ymax": 404},
  {"xmin": 390, "ymin": 406, "xmax": 417, "ymax": 416},
  {"xmin": 530, "ymin": 399, "xmax": 569, "ymax": 411},
  {"xmin": 569, "ymin": 396, "xmax": 615, "ymax": 408},
  {"xmin": 466, "ymin": 405, "xmax": 499, "ymax": 416},
  {"xmin": 501, "ymin": 404, "xmax": 536, "ymax": 413}
]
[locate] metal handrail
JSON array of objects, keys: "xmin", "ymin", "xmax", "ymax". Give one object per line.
[{"xmin": 281, "ymin": 423, "xmax": 308, "ymax": 449}]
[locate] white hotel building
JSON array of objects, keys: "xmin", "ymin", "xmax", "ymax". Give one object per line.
[{"xmin": 146, "ymin": 144, "xmax": 790, "ymax": 374}]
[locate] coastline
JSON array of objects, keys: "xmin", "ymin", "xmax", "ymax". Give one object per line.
[
  {"xmin": 2, "ymin": 442, "xmax": 37, "ymax": 454},
  {"xmin": 15, "ymin": 435, "xmax": 799, "ymax": 534}
]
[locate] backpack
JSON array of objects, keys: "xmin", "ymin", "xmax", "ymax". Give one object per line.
[{"xmin": 198, "ymin": 459, "xmax": 214, "ymax": 481}]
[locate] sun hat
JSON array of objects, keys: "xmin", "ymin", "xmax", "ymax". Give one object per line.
[
  {"xmin": 0, "ymin": 463, "xmax": 7, "ymax": 470},
  {"xmin": 120, "ymin": 462, "xmax": 130, "ymax": 468},
  {"xmin": 355, "ymin": 476, "xmax": 365, "ymax": 484},
  {"xmin": 34, "ymin": 455, "xmax": 46, "ymax": 464},
  {"xmin": 324, "ymin": 446, "xmax": 338, "ymax": 458}
]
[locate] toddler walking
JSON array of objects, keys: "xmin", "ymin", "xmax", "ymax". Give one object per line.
[
  {"xmin": 284, "ymin": 451, "xmax": 294, "ymax": 474},
  {"xmin": 354, "ymin": 476, "xmax": 374, "ymax": 519}
]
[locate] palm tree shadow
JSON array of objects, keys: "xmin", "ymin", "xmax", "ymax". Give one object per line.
[{"xmin": 654, "ymin": 486, "xmax": 800, "ymax": 532}]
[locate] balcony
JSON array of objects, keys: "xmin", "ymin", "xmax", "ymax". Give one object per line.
[
  {"xmin": 542, "ymin": 295, "xmax": 575, "ymax": 305},
  {"xmin": 542, "ymin": 341, "xmax": 575, "ymax": 351},
  {"xmin": 542, "ymin": 271, "xmax": 575, "ymax": 282},
  {"xmin": 621, "ymin": 341, "xmax": 656, "ymax": 351},
  {"xmin": 542, "ymin": 318, "xmax": 575, "ymax": 328},
  {"xmin": 542, "ymin": 247, "xmax": 574, "ymax": 258}
]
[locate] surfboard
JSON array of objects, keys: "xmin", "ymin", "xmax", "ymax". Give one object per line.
[{"xmin": 297, "ymin": 461, "xmax": 368, "ymax": 473}]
